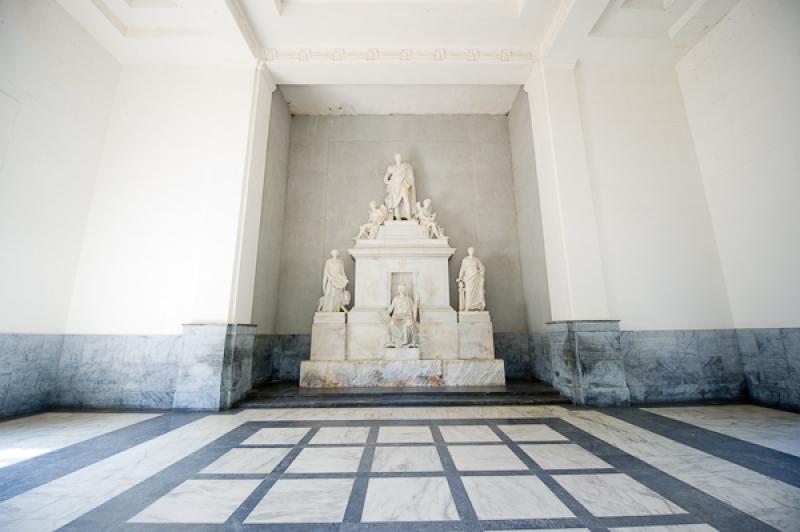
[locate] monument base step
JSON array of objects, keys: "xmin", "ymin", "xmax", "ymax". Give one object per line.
[
  {"xmin": 237, "ymin": 378, "xmax": 569, "ymax": 408},
  {"xmin": 298, "ymin": 359, "xmax": 505, "ymax": 388}
]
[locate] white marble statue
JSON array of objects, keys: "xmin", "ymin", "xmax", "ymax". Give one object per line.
[
  {"xmin": 354, "ymin": 200, "xmax": 389, "ymax": 240},
  {"xmin": 415, "ymin": 198, "xmax": 446, "ymax": 239},
  {"xmin": 457, "ymin": 247, "xmax": 486, "ymax": 311},
  {"xmin": 383, "ymin": 154, "xmax": 416, "ymax": 221},
  {"xmin": 385, "ymin": 284, "xmax": 419, "ymax": 348},
  {"xmin": 319, "ymin": 249, "xmax": 349, "ymax": 312}
]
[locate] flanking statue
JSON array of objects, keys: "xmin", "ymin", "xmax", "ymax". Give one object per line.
[
  {"xmin": 385, "ymin": 284, "xmax": 419, "ymax": 348},
  {"xmin": 383, "ymin": 154, "xmax": 416, "ymax": 220},
  {"xmin": 416, "ymin": 198, "xmax": 446, "ymax": 239},
  {"xmin": 318, "ymin": 249, "xmax": 349, "ymax": 312},
  {"xmin": 457, "ymin": 247, "xmax": 486, "ymax": 311},
  {"xmin": 354, "ymin": 200, "xmax": 389, "ymax": 240}
]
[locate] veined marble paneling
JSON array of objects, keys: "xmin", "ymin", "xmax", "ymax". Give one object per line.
[
  {"xmin": 0, "ymin": 334, "xmax": 62, "ymax": 418},
  {"xmin": 622, "ymin": 330, "xmax": 746, "ymax": 404},
  {"xmin": 737, "ymin": 328, "xmax": 800, "ymax": 411}
]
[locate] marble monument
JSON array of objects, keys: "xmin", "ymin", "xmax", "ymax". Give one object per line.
[{"xmin": 300, "ymin": 154, "xmax": 504, "ymax": 387}]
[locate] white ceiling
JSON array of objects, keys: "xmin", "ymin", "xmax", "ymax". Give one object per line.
[
  {"xmin": 55, "ymin": 0, "xmax": 741, "ymax": 112},
  {"xmin": 280, "ymin": 85, "xmax": 522, "ymax": 115}
]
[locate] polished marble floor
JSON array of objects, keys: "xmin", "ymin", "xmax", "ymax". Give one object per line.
[{"xmin": 0, "ymin": 404, "xmax": 798, "ymax": 531}]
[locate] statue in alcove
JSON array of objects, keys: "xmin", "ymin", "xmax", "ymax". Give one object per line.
[
  {"xmin": 383, "ymin": 154, "xmax": 416, "ymax": 220},
  {"xmin": 385, "ymin": 284, "xmax": 419, "ymax": 348}
]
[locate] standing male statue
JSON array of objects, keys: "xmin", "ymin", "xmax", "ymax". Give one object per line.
[
  {"xmin": 319, "ymin": 249, "xmax": 349, "ymax": 312},
  {"xmin": 383, "ymin": 154, "xmax": 416, "ymax": 220},
  {"xmin": 457, "ymin": 247, "xmax": 486, "ymax": 311},
  {"xmin": 385, "ymin": 284, "xmax": 419, "ymax": 348}
]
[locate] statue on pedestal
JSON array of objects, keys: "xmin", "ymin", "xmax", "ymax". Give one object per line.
[
  {"xmin": 457, "ymin": 247, "xmax": 486, "ymax": 311},
  {"xmin": 383, "ymin": 154, "xmax": 416, "ymax": 220},
  {"xmin": 416, "ymin": 198, "xmax": 446, "ymax": 239},
  {"xmin": 354, "ymin": 200, "xmax": 389, "ymax": 240},
  {"xmin": 319, "ymin": 249, "xmax": 349, "ymax": 312},
  {"xmin": 385, "ymin": 284, "xmax": 419, "ymax": 347}
]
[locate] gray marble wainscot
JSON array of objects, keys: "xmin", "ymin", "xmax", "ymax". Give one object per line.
[
  {"xmin": 0, "ymin": 334, "xmax": 63, "ymax": 417},
  {"xmin": 622, "ymin": 330, "xmax": 745, "ymax": 404},
  {"xmin": 547, "ymin": 320, "xmax": 630, "ymax": 406},
  {"xmin": 528, "ymin": 331, "xmax": 552, "ymax": 384},
  {"xmin": 737, "ymin": 328, "xmax": 800, "ymax": 411},
  {"xmin": 55, "ymin": 334, "xmax": 181, "ymax": 410},
  {"xmin": 493, "ymin": 332, "xmax": 530, "ymax": 379}
]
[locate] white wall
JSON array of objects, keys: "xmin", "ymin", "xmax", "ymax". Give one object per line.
[
  {"xmin": 575, "ymin": 62, "xmax": 733, "ymax": 330},
  {"xmin": 0, "ymin": 0, "xmax": 120, "ymax": 334},
  {"xmin": 276, "ymin": 115, "xmax": 528, "ymax": 334},
  {"xmin": 678, "ymin": 0, "xmax": 800, "ymax": 328},
  {"xmin": 253, "ymin": 90, "xmax": 291, "ymax": 334},
  {"xmin": 65, "ymin": 66, "xmax": 257, "ymax": 334},
  {"xmin": 508, "ymin": 89, "xmax": 551, "ymax": 332}
]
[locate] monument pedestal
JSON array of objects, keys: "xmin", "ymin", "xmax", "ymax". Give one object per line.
[
  {"xmin": 458, "ymin": 311, "xmax": 495, "ymax": 359},
  {"xmin": 310, "ymin": 312, "xmax": 346, "ymax": 361},
  {"xmin": 300, "ymin": 219, "xmax": 506, "ymax": 388}
]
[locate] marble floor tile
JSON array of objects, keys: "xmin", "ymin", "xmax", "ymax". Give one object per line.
[
  {"xmin": 310, "ymin": 426, "xmax": 370, "ymax": 444},
  {"xmin": 497, "ymin": 423, "xmax": 568, "ymax": 442},
  {"xmin": 609, "ymin": 526, "xmax": 717, "ymax": 532},
  {"xmin": 371, "ymin": 446, "xmax": 443, "ymax": 472},
  {"xmin": 439, "ymin": 424, "xmax": 500, "ymax": 442},
  {"xmin": 0, "ymin": 414, "xmax": 245, "ymax": 532},
  {"xmin": 645, "ymin": 405, "xmax": 800, "ymax": 457},
  {"xmin": 520, "ymin": 443, "xmax": 612, "ymax": 470},
  {"xmin": 462, "ymin": 475, "xmax": 574, "ymax": 520},
  {"xmin": 555, "ymin": 473, "xmax": 687, "ymax": 517},
  {"xmin": 448, "ymin": 444, "xmax": 528, "ymax": 471},
  {"xmin": 286, "ymin": 447, "xmax": 364, "ymax": 473},
  {"xmin": 361, "ymin": 477, "xmax": 458, "ymax": 522},
  {"xmin": 0, "ymin": 412, "xmax": 160, "ymax": 468},
  {"xmin": 244, "ymin": 478, "xmax": 353, "ymax": 523},
  {"xmin": 200, "ymin": 448, "xmax": 290, "ymax": 474},
  {"xmin": 129, "ymin": 479, "xmax": 260, "ymax": 524},
  {"xmin": 563, "ymin": 410, "xmax": 800, "ymax": 531},
  {"xmin": 241, "ymin": 427, "xmax": 310, "ymax": 445},
  {"xmin": 376, "ymin": 425, "xmax": 433, "ymax": 443}
]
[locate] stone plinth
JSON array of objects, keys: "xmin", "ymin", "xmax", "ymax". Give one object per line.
[
  {"xmin": 443, "ymin": 360, "xmax": 505, "ymax": 386},
  {"xmin": 300, "ymin": 360, "xmax": 443, "ymax": 387},
  {"xmin": 458, "ymin": 311, "xmax": 495, "ymax": 359},
  {"xmin": 299, "ymin": 359, "xmax": 505, "ymax": 388},
  {"xmin": 385, "ymin": 346, "xmax": 420, "ymax": 360},
  {"xmin": 310, "ymin": 312, "xmax": 346, "ymax": 361},
  {"xmin": 418, "ymin": 306, "xmax": 458, "ymax": 360}
]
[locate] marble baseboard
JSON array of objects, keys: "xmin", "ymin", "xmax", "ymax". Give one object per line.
[
  {"xmin": 0, "ymin": 334, "xmax": 63, "ymax": 418},
  {"xmin": 621, "ymin": 330, "xmax": 746, "ymax": 404},
  {"xmin": 737, "ymin": 328, "xmax": 800, "ymax": 412},
  {"xmin": 56, "ymin": 334, "xmax": 181, "ymax": 410}
]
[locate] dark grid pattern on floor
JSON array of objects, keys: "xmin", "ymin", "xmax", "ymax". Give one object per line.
[{"xmin": 61, "ymin": 417, "xmax": 773, "ymax": 532}]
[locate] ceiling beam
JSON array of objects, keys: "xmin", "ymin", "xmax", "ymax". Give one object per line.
[{"xmin": 539, "ymin": 0, "xmax": 610, "ymax": 64}]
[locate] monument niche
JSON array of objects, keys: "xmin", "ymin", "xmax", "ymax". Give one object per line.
[{"xmin": 300, "ymin": 154, "xmax": 504, "ymax": 387}]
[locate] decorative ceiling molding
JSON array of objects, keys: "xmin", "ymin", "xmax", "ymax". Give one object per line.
[
  {"xmin": 226, "ymin": 0, "xmax": 264, "ymax": 58},
  {"xmin": 90, "ymin": 0, "xmax": 208, "ymax": 39},
  {"xmin": 539, "ymin": 0, "xmax": 575, "ymax": 58},
  {"xmin": 264, "ymin": 48, "xmax": 536, "ymax": 63}
]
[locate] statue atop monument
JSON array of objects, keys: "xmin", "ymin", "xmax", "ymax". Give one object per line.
[
  {"xmin": 319, "ymin": 249, "xmax": 349, "ymax": 312},
  {"xmin": 354, "ymin": 200, "xmax": 389, "ymax": 240},
  {"xmin": 383, "ymin": 154, "xmax": 416, "ymax": 220},
  {"xmin": 457, "ymin": 247, "xmax": 486, "ymax": 311},
  {"xmin": 385, "ymin": 284, "xmax": 419, "ymax": 348},
  {"xmin": 416, "ymin": 198, "xmax": 446, "ymax": 239}
]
